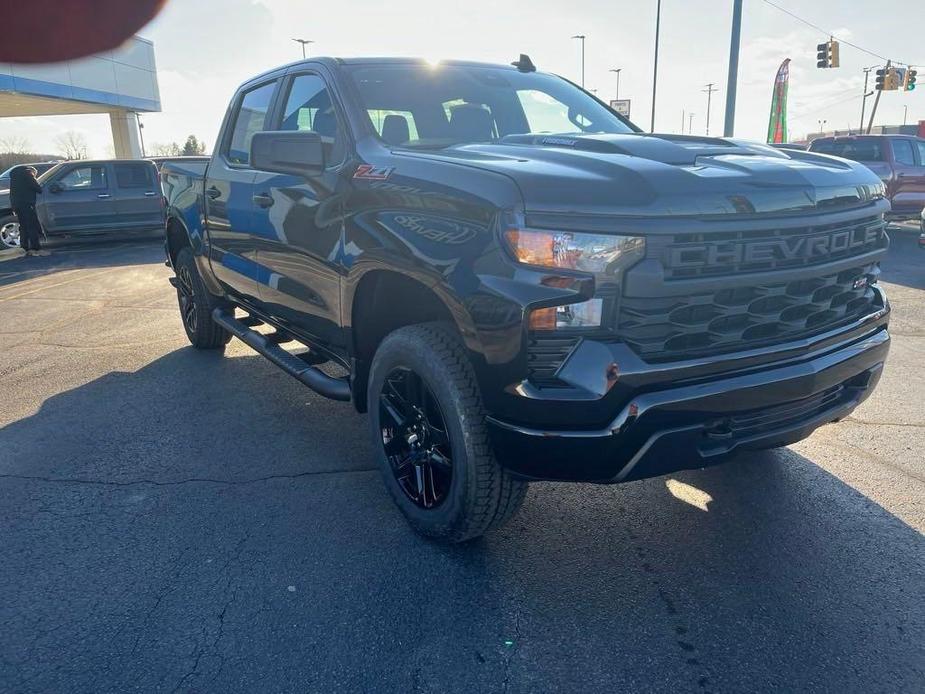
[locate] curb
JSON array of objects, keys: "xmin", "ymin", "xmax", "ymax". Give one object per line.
[{"xmin": 0, "ymin": 247, "xmax": 25, "ymax": 262}]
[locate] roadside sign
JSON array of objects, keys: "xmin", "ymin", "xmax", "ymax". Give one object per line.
[{"xmin": 610, "ymin": 99, "xmax": 631, "ymax": 118}]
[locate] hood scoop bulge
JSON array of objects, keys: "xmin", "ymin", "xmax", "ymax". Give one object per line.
[{"xmin": 498, "ymin": 132, "xmax": 752, "ymax": 166}]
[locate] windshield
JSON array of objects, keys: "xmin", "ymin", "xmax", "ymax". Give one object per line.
[
  {"xmin": 348, "ymin": 64, "xmax": 636, "ymax": 148},
  {"xmin": 811, "ymin": 139, "xmax": 884, "ymax": 162}
]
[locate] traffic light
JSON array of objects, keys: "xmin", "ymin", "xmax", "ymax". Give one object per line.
[
  {"xmin": 816, "ymin": 39, "xmax": 839, "ymax": 68},
  {"xmin": 875, "ymin": 67, "xmax": 899, "ymax": 91},
  {"xmin": 905, "ymin": 68, "xmax": 917, "ymax": 91}
]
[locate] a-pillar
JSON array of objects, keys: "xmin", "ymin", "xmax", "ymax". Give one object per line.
[{"xmin": 110, "ymin": 110, "xmax": 144, "ymax": 158}]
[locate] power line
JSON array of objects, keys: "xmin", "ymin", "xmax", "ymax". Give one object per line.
[{"xmin": 762, "ymin": 0, "xmax": 919, "ymax": 67}]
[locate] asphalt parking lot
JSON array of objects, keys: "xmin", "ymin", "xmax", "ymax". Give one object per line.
[{"xmin": 1, "ymin": 229, "xmax": 922, "ymax": 693}]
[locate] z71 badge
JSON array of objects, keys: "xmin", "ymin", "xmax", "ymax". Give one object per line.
[{"xmin": 353, "ymin": 164, "xmax": 394, "ymax": 180}]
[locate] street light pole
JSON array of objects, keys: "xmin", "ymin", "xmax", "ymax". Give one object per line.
[
  {"xmin": 292, "ymin": 38, "xmax": 314, "ymax": 59},
  {"xmin": 723, "ymin": 0, "xmax": 743, "ymax": 137},
  {"xmin": 609, "ymin": 68, "xmax": 622, "ymax": 100},
  {"xmin": 688, "ymin": 112, "xmax": 695, "ymax": 134},
  {"xmin": 703, "ymin": 83, "xmax": 718, "ymax": 136},
  {"xmin": 572, "ymin": 35, "xmax": 586, "ymax": 88},
  {"xmin": 651, "ymin": 0, "xmax": 661, "ymax": 132},
  {"xmin": 859, "ymin": 67, "xmax": 873, "ymax": 132},
  {"xmin": 904, "ymin": 104, "xmax": 908, "ymax": 126}
]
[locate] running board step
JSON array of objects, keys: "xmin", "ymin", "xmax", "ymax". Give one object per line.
[{"xmin": 212, "ymin": 309, "xmax": 351, "ymax": 402}]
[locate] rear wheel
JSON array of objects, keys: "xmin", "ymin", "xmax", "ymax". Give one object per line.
[
  {"xmin": 174, "ymin": 246, "xmax": 230, "ymax": 349},
  {"xmin": 368, "ymin": 323, "xmax": 527, "ymax": 542},
  {"xmin": 0, "ymin": 215, "xmax": 20, "ymax": 248}
]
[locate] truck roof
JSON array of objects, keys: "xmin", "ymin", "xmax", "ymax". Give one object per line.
[{"xmin": 241, "ymin": 56, "xmax": 531, "ymax": 86}]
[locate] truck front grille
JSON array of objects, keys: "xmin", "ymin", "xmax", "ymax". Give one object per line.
[
  {"xmin": 652, "ymin": 215, "xmax": 885, "ymax": 280},
  {"xmin": 618, "ymin": 262, "xmax": 880, "ymax": 362}
]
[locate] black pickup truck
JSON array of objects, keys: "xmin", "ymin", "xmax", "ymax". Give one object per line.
[{"xmin": 162, "ymin": 56, "xmax": 891, "ymax": 542}]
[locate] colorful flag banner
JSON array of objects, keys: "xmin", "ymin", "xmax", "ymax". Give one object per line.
[{"xmin": 767, "ymin": 59, "xmax": 791, "ymax": 143}]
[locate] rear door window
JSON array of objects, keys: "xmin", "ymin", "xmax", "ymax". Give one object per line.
[
  {"xmin": 114, "ymin": 162, "xmax": 154, "ymax": 188},
  {"xmin": 226, "ymin": 81, "xmax": 277, "ymax": 166},
  {"xmin": 915, "ymin": 141, "xmax": 925, "ymax": 166},
  {"xmin": 892, "ymin": 139, "xmax": 916, "ymax": 166}
]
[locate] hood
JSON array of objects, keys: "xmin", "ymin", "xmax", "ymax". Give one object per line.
[{"xmin": 400, "ymin": 133, "xmax": 885, "ymax": 219}]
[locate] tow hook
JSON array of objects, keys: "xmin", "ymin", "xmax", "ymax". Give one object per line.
[{"xmin": 704, "ymin": 419, "xmax": 733, "ymax": 440}]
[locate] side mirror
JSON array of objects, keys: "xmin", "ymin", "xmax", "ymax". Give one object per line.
[
  {"xmin": 250, "ymin": 130, "xmax": 325, "ymax": 178},
  {"xmin": 48, "ymin": 182, "xmax": 63, "ymax": 194}
]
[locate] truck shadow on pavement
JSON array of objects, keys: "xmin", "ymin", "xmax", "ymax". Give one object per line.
[
  {"xmin": 0, "ymin": 236, "xmax": 164, "ymax": 290},
  {"xmin": 882, "ymin": 225, "xmax": 925, "ymax": 290},
  {"xmin": 0, "ymin": 347, "xmax": 921, "ymax": 692}
]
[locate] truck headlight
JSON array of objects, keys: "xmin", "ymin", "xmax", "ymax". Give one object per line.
[
  {"xmin": 504, "ymin": 229, "xmax": 645, "ymax": 274},
  {"xmin": 504, "ymin": 229, "xmax": 644, "ymax": 330}
]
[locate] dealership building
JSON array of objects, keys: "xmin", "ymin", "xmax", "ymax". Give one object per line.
[{"xmin": 0, "ymin": 36, "xmax": 160, "ymax": 158}]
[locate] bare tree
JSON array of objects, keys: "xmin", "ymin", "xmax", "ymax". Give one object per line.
[
  {"xmin": 0, "ymin": 135, "xmax": 31, "ymax": 154},
  {"xmin": 150, "ymin": 141, "xmax": 182, "ymax": 156},
  {"xmin": 54, "ymin": 131, "xmax": 89, "ymax": 160}
]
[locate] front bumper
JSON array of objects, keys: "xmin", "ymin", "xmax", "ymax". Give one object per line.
[{"xmin": 487, "ymin": 325, "xmax": 889, "ymax": 483}]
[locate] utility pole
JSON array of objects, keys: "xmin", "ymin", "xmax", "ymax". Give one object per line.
[
  {"xmin": 571, "ymin": 35, "xmax": 586, "ymax": 88},
  {"xmin": 609, "ymin": 68, "xmax": 622, "ymax": 100},
  {"xmin": 651, "ymin": 0, "xmax": 661, "ymax": 132},
  {"xmin": 867, "ymin": 60, "xmax": 889, "ymax": 134},
  {"xmin": 292, "ymin": 38, "xmax": 313, "ymax": 59},
  {"xmin": 703, "ymin": 83, "xmax": 718, "ymax": 136},
  {"xmin": 723, "ymin": 0, "xmax": 743, "ymax": 136},
  {"xmin": 859, "ymin": 67, "xmax": 873, "ymax": 132}
]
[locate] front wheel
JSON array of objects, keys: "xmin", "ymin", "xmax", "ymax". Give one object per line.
[
  {"xmin": 368, "ymin": 323, "xmax": 527, "ymax": 542},
  {"xmin": 0, "ymin": 215, "xmax": 20, "ymax": 248}
]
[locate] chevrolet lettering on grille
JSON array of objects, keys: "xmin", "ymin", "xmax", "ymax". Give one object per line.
[{"xmin": 669, "ymin": 225, "xmax": 882, "ymax": 269}]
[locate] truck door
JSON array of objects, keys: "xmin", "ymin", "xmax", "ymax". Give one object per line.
[
  {"xmin": 206, "ymin": 78, "xmax": 279, "ymax": 305},
  {"xmin": 39, "ymin": 162, "xmax": 116, "ymax": 233},
  {"xmin": 249, "ymin": 70, "xmax": 345, "ymax": 350},
  {"xmin": 889, "ymin": 138, "xmax": 925, "ymax": 215},
  {"xmin": 112, "ymin": 161, "xmax": 163, "ymax": 230}
]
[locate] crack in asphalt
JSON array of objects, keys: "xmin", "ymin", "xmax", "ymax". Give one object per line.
[
  {"xmin": 0, "ymin": 468, "xmax": 378, "ymax": 488},
  {"xmin": 844, "ymin": 416, "xmax": 925, "ymax": 429}
]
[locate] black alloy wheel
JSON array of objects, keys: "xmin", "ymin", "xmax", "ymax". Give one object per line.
[
  {"xmin": 379, "ymin": 366, "xmax": 453, "ymax": 509},
  {"xmin": 177, "ymin": 264, "xmax": 197, "ymax": 334}
]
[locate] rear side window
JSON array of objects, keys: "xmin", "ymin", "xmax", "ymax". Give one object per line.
[
  {"xmin": 917, "ymin": 141, "xmax": 925, "ymax": 165},
  {"xmin": 114, "ymin": 162, "xmax": 153, "ymax": 188},
  {"xmin": 811, "ymin": 139, "xmax": 884, "ymax": 162},
  {"xmin": 280, "ymin": 73, "xmax": 344, "ymax": 165},
  {"xmin": 892, "ymin": 139, "xmax": 916, "ymax": 166},
  {"xmin": 226, "ymin": 81, "xmax": 277, "ymax": 166}
]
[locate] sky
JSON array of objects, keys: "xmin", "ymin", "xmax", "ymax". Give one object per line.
[{"xmin": 3, "ymin": 0, "xmax": 923, "ymax": 157}]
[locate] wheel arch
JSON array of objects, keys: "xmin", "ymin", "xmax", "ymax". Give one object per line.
[
  {"xmin": 347, "ymin": 268, "xmax": 481, "ymax": 412},
  {"xmin": 165, "ymin": 212, "xmax": 224, "ymax": 296}
]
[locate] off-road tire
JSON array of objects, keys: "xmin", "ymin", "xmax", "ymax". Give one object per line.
[
  {"xmin": 174, "ymin": 246, "xmax": 230, "ymax": 349},
  {"xmin": 368, "ymin": 322, "xmax": 528, "ymax": 542}
]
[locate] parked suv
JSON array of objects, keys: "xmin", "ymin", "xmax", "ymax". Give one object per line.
[
  {"xmin": 163, "ymin": 57, "xmax": 890, "ymax": 542},
  {"xmin": 809, "ymin": 135, "xmax": 925, "ymax": 220},
  {"xmin": 0, "ymin": 159, "xmax": 163, "ymax": 248}
]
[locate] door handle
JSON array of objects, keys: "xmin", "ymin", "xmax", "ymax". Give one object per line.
[
  {"xmin": 144, "ymin": 191, "xmax": 158, "ymax": 197},
  {"xmin": 97, "ymin": 193, "xmax": 112, "ymax": 199},
  {"xmin": 897, "ymin": 172, "xmax": 906, "ymax": 177},
  {"xmin": 206, "ymin": 186, "xmax": 222, "ymax": 199},
  {"xmin": 252, "ymin": 193, "xmax": 274, "ymax": 208}
]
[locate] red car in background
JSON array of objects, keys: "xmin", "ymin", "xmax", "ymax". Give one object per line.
[{"xmin": 809, "ymin": 135, "xmax": 925, "ymax": 221}]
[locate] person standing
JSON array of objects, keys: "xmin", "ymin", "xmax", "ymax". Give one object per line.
[{"xmin": 10, "ymin": 165, "xmax": 48, "ymax": 256}]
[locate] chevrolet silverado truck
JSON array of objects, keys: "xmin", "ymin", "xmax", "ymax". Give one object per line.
[{"xmin": 162, "ymin": 56, "xmax": 891, "ymax": 542}]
